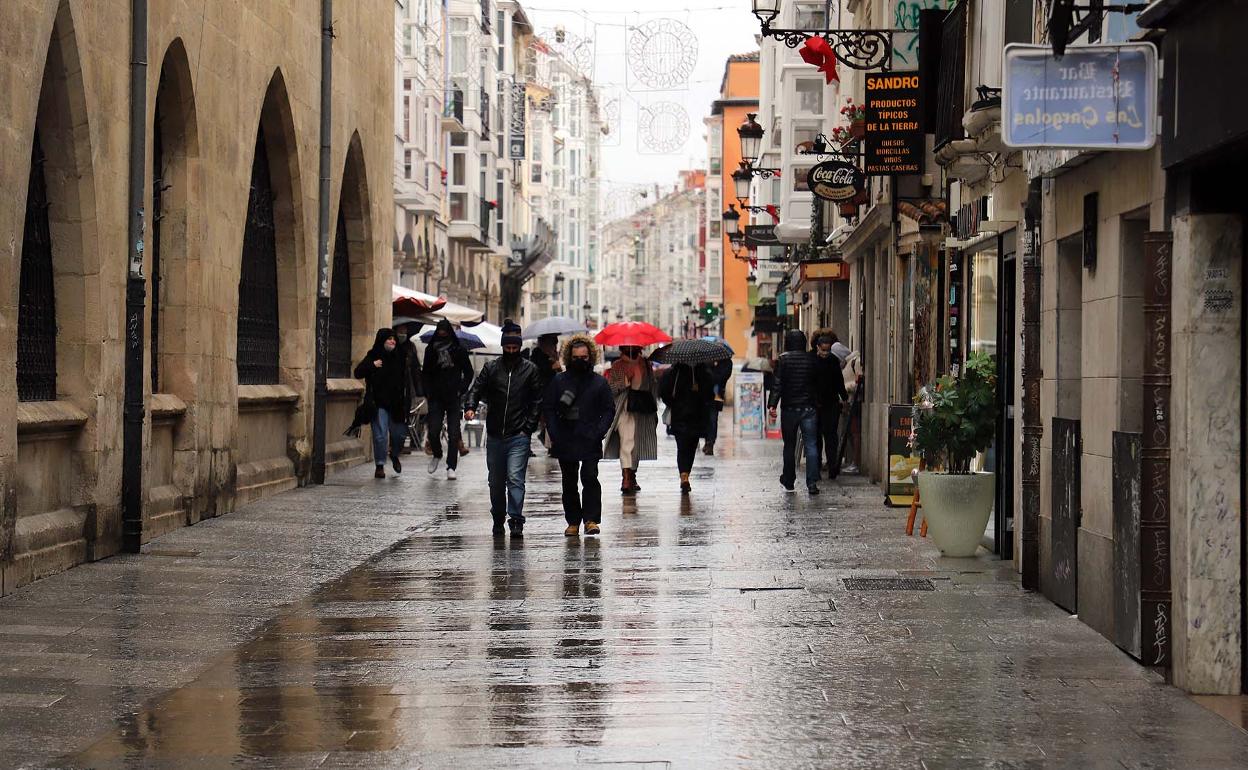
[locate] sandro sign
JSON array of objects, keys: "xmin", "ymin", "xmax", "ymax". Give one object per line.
[{"xmin": 806, "ymin": 160, "xmax": 863, "ymax": 203}]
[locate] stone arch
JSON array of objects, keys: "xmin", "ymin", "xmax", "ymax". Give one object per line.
[
  {"xmin": 328, "ymin": 131, "xmax": 374, "ymax": 377},
  {"xmin": 150, "ymin": 38, "xmax": 199, "ymax": 397},
  {"xmin": 401, "ymin": 233, "xmax": 416, "ymax": 267},
  {"xmin": 236, "ymin": 68, "xmax": 306, "ymax": 386},
  {"xmin": 19, "ymin": 0, "xmax": 99, "ymax": 407}
]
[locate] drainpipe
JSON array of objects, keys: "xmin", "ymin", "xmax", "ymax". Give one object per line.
[
  {"xmin": 121, "ymin": 0, "xmax": 149, "ymax": 553},
  {"xmin": 311, "ymin": 0, "xmax": 333, "ymax": 485}
]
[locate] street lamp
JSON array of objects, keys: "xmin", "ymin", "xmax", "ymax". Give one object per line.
[
  {"xmin": 582, "ymin": 301, "xmax": 592, "ymax": 318},
  {"xmin": 737, "ymin": 113, "xmax": 764, "ymax": 167},
  {"xmin": 722, "ymin": 204, "xmax": 741, "ymax": 237},
  {"xmin": 751, "ymin": 0, "xmax": 780, "ymax": 27},
  {"xmin": 732, "ymin": 162, "xmax": 753, "ymax": 202}
]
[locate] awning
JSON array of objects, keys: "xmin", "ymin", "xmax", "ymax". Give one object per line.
[
  {"xmin": 392, "ymin": 285, "xmax": 446, "ymax": 317},
  {"xmin": 429, "ymin": 300, "xmax": 484, "ymax": 324}
]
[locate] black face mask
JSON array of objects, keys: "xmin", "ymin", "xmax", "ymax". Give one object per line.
[
  {"xmin": 569, "ymin": 359, "xmax": 591, "ymax": 374},
  {"xmin": 501, "ymin": 350, "xmax": 521, "ymax": 363}
]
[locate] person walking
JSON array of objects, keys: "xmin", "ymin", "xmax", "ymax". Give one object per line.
[
  {"xmin": 659, "ymin": 362, "xmax": 715, "ymax": 494},
  {"xmin": 354, "ymin": 328, "xmax": 413, "ymax": 479},
  {"xmin": 768, "ymin": 329, "xmax": 821, "ymax": 495},
  {"xmin": 812, "ymin": 329, "xmax": 848, "ymax": 479},
  {"xmin": 529, "ymin": 332, "xmax": 561, "ymax": 453},
  {"xmin": 703, "ymin": 355, "xmax": 733, "ymax": 455},
  {"xmin": 395, "ymin": 321, "xmax": 424, "ymax": 454},
  {"xmin": 603, "ymin": 345, "xmax": 659, "ymax": 495},
  {"xmin": 464, "ymin": 327, "xmax": 543, "ymax": 536},
  {"xmin": 422, "ymin": 319, "xmax": 474, "ymax": 479},
  {"xmin": 836, "ymin": 342, "xmax": 864, "ymax": 475},
  {"xmin": 543, "ymin": 335, "xmax": 616, "ymax": 537}
]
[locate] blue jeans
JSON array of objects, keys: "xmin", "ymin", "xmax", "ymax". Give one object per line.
[
  {"xmin": 371, "ymin": 407, "xmax": 406, "ymax": 466},
  {"xmin": 781, "ymin": 407, "xmax": 820, "ymax": 488},
  {"xmin": 486, "ymin": 433, "xmax": 531, "ymax": 522}
]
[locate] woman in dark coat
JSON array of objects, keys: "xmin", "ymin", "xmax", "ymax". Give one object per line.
[
  {"xmin": 422, "ymin": 319, "xmax": 474, "ymax": 478},
  {"xmin": 659, "ymin": 362, "xmax": 716, "ymax": 494},
  {"xmin": 542, "ymin": 335, "xmax": 616, "ymax": 536},
  {"xmin": 354, "ymin": 328, "xmax": 412, "ymax": 478}
]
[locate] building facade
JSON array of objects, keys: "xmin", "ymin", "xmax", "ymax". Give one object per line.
[{"xmin": 1, "ymin": 0, "xmax": 394, "ymax": 593}]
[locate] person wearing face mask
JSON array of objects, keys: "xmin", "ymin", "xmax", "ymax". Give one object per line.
[
  {"xmin": 811, "ymin": 329, "xmax": 848, "ymax": 480},
  {"xmin": 603, "ymin": 345, "xmax": 659, "ymax": 495},
  {"xmin": 422, "ymin": 319, "xmax": 474, "ymax": 479},
  {"xmin": 464, "ymin": 327, "xmax": 543, "ymax": 536},
  {"xmin": 353, "ymin": 328, "xmax": 412, "ymax": 479},
  {"xmin": 542, "ymin": 335, "xmax": 616, "ymax": 536}
]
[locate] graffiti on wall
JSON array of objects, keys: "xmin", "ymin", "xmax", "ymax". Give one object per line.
[{"xmin": 892, "ymin": 0, "xmax": 956, "ymax": 68}]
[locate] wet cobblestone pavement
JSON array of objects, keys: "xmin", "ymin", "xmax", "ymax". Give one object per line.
[{"xmin": 2, "ymin": 432, "xmax": 1247, "ymax": 768}]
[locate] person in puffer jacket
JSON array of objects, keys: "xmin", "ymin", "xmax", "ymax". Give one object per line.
[{"xmin": 767, "ymin": 329, "xmax": 822, "ymax": 495}]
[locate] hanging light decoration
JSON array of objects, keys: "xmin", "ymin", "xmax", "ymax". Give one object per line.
[{"xmin": 722, "ymin": 204, "xmax": 741, "ymax": 236}]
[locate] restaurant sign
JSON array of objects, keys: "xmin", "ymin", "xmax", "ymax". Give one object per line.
[
  {"xmin": 744, "ymin": 224, "xmax": 780, "ymax": 248},
  {"xmin": 807, "ymin": 160, "xmax": 864, "ymax": 203},
  {"xmin": 1002, "ymin": 43, "xmax": 1157, "ymax": 150}
]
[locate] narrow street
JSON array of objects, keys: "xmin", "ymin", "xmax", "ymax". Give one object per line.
[{"xmin": 0, "ymin": 431, "xmax": 1243, "ymax": 769}]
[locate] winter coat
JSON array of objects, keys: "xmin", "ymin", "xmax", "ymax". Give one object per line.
[
  {"xmin": 603, "ymin": 356, "xmax": 660, "ymax": 462},
  {"xmin": 813, "ymin": 351, "xmax": 848, "ymax": 414},
  {"xmin": 529, "ymin": 345, "xmax": 560, "ymax": 392},
  {"xmin": 543, "ymin": 373, "xmax": 615, "ymax": 462},
  {"xmin": 422, "ymin": 325, "xmax": 474, "ymax": 403},
  {"xmin": 659, "ymin": 363, "xmax": 715, "ymax": 438},
  {"xmin": 464, "ymin": 355, "xmax": 543, "ymax": 438},
  {"xmin": 353, "ymin": 329, "xmax": 412, "ymax": 416},
  {"xmin": 768, "ymin": 329, "xmax": 818, "ymax": 411},
  {"xmin": 841, "ymin": 349, "xmax": 863, "ymax": 394}
]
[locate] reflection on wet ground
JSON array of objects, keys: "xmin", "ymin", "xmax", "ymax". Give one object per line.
[{"xmin": 0, "ymin": 433, "xmax": 1244, "ymax": 767}]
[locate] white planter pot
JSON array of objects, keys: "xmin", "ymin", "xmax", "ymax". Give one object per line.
[{"xmin": 916, "ymin": 471, "xmax": 995, "ymax": 557}]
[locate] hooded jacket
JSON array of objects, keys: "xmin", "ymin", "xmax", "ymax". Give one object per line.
[
  {"xmin": 353, "ymin": 328, "xmax": 412, "ymax": 415},
  {"xmin": 541, "ymin": 335, "xmax": 617, "ymax": 461},
  {"xmin": 422, "ymin": 319, "xmax": 474, "ymax": 401},
  {"xmin": 768, "ymin": 329, "xmax": 818, "ymax": 410}
]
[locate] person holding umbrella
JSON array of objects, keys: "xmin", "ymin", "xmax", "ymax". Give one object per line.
[
  {"xmin": 542, "ymin": 335, "xmax": 616, "ymax": 536},
  {"xmin": 464, "ymin": 326, "xmax": 543, "ymax": 536},
  {"xmin": 603, "ymin": 345, "xmax": 659, "ymax": 495},
  {"xmin": 353, "ymin": 328, "xmax": 413, "ymax": 478},
  {"xmin": 659, "ymin": 359, "xmax": 716, "ymax": 494},
  {"xmin": 422, "ymin": 319, "xmax": 474, "ymax": 479}
]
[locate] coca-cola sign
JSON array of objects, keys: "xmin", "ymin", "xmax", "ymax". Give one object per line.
[{"xmin": 807, "ymin": 160, "xmax": 863, "ymax": 202}]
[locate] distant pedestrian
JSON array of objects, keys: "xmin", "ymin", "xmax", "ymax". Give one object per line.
[
  {"xmin": 812, "ymin": 329, "xmax": 848, "ymax": 479},
  {"xmin": 395, "ymin": 321, "xmax": 424, "ymax": 453},
  {"xmin": 604, "ymin": 345, "xmax": 659, "ymax": 495},
  {"xmin": 422, "ymin": 319, "xmax": 474, "ymax": 479},
  {"xmin": 768, "ymin": 329, "xmax": 821, "ymax": 495},
  {"xmin": 354, "ymin": 328, "xmax": 413, "ymax": 479},
  {"xmin": 837, "ymin": 343, "xmax": 864, "ymax": 474},
  {"xmin": 543, "ymin": 335, "xmax": 616, "ymax": 536},
  {"xmin": 703, "ymin": 355, "xmax": 733, "ymax": 455},
  {"xmin": 530, "ymin": 332, "xmax": 561, "ymax": 452},
  {"xmin": 659, "ymin": 362, "xmax": 715, "ymax": 494},
  {"xmin": 464, "ymin": 327, "xmax": 543, "ymax": 536}
]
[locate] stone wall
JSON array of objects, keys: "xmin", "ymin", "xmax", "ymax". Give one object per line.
[{"xmin": 0, "ymin": 0, "xmax": 394, "ymax": 593}]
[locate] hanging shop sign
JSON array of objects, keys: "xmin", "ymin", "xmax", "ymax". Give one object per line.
[
  {"xmin": 1002, "ymin": 43, "xmax": 1157, "ymax": 150},
  {"xmin": 864, "ymin": 71, "xmax": 924, "ymax": 175},
  {"xmin": 509, "ymin": 81, "xmax": 527, "ymax": 159},
  {"xmin": 744, "ymin": 224, "xmax": 780, "ymax": 248},
  {"xmin": 800, "ymin": 260, "xmax": 850, "ymax": 281},
  {"xmin": 807, "ymin": 160, "xmax": 864, "ymax": 202}
]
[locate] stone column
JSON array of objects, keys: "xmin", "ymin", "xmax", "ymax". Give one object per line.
[{"xmin": 1170, "ymin": 213, "xmax": 1243, "ymax": 694}]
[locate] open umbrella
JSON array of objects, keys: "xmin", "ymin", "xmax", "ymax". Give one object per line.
[
  {"xmin": 595, "ymin": 321, "xmax": 672, "ymax": 348},
  {"xmin": 701, "ymin": 335, "xmax": 734, "ymax": 355},
  {"xmin": 392, "ymin": 285, "xmax": 446, "ymax": 318},
  {"xmin": 420, "ymin": 328, "xmax": 484, "ymax": 351},
  {"xmin": 522, "ymin": 316, "xmax": 588, "ymax": 339},
  {"xmin": 651, "ymin": 338, "xmax": 734, "ymax": 366}
]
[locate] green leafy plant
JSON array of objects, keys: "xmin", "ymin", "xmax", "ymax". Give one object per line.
[{"xmin": 911, "ymin": 351, "xmax": 997, "ymax": 475}]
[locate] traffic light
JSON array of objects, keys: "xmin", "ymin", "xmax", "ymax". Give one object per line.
[{"xmin": 700, "ymin": 302, "xmax": 718, "ymax": 322}]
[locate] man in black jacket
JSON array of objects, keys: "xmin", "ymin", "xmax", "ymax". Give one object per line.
[
  {"xmin": 812, "ymin": 330, "xmax": 848, "ymax": 479},
  {"xmin": 464, "ymin": 328, "xmax": 543, "ymax": 536},
  {"xmin": 768, "ymin": 329, "xmax": 822, "ymax": 495},
  {"xmin": 423, "ymin": 319, "xmax": 474, "ymax": 479}
]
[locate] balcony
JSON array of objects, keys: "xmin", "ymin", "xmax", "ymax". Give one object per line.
[
  {"xmin": 441, "ymin": 87, "xmax": 465, "ymax": 131},
  {"xmin": 480, "ymin": 88, "xmax": 490, "ymax": 141},
  {"xmin": 448, "ymin": 192, "xmax": 491, "ymax": 248}
]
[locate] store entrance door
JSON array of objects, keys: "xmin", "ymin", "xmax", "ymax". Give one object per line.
[{"xmin": 995, "ymin": 246, "xmax": 1017, "ymax": 559}]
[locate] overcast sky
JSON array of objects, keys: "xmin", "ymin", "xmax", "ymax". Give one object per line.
[{"xmin": 521, "ymin": 0, "xmax": 759, "ymax": 217}]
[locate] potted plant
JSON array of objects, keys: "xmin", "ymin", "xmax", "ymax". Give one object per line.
[
  {"xmin": 910, "ymin": 351, "xmax": 998, "ymax": 557},
  {"xmin": 841, "ymin": 98, "xmax": 866, "ymax": 139}
]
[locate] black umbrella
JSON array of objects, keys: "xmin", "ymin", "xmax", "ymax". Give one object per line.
[{"xmin": 651, "ymin": 338, "xmax": 734, "ymax": 365}]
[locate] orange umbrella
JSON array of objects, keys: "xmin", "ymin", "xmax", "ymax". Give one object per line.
[{"xmin": 594, "ymin": 321, "xmax": 672, "ymax": 348}]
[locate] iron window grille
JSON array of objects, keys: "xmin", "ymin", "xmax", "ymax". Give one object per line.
[
  {"xmin": 151, "ymin": 103, "xmax": 165, "ymax": 392},
  {"xmin": 327, "ymin": 211, "xmax": 353, "ymax": 379},
  {"xmin": 236, "ymin": 131, "xmax": 281, "ymax": 385},
  {"xmin": 18, "ymin": 131, "xmax": 58, "ymax": 402}
]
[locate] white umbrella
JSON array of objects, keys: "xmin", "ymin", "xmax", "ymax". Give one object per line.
[
  {"xmin": 522, "ymin": 316, "xmax": 587, "ymax": 339},
  {"xmin": 464, "ymin": 321, "xmax": 503, "ymax": 354}
]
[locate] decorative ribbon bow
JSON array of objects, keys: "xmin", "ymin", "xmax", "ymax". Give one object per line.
[
  {"xmin": 799, "ymin": 36, "xmax": 840, "ymax": 84},
  {"xmin": 765, "ymin": 204, "xmax": 780, "ymax": 223}
]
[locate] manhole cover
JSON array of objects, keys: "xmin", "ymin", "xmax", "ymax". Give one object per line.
[{"xmin": 842, "ymin": 577, "xmax": 934, "ymax": 591}]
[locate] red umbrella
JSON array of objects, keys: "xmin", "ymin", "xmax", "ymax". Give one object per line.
[
  {"xmin": 392, "ymin": 285, "xmax": 447, "ymax": 318},
  {"xmin": 595, "ymin": 321, "xmax": 672, "ymax": 348}
]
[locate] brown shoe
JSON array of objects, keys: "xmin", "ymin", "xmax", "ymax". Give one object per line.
[
  {"xmin": 458, "ymin": 439, "xmax": 470, "ymax": 457},
  {"xmin": 621, "ymin": 469, "xmax": 636, "ymax": 495},
  {"xmin": 679, "ymin": 472, "xmax": 691, "ymax": 494},
  {"xmin": 584, "ymin": 521, "xmax": 601, "ymax": 536},
  {"xmin": 374, "ymin": 465, "xmax": 385, "ymax": 479},
  {"xmin": 564, "ymin": 524, "xmax": 580, "ymax": 537},
  {"xmin": 423, "ymin": 440, "xmax": 434, "ymax": 456}
]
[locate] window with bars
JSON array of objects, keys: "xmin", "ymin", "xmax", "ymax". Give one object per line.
[
  {"xmin": 18, "ymin": 131, "xmax": 57, "ymax": 402},
  {"xmin": 236, "ymin": 130, "xmax": 281, "ymax": 385},
  {"xmin": 327, "ymin": 211, "xmax": 353, "ymax": 379},
  {"xmin": 151, "ymin": 105, "xmax": 165, "ymax": 391}
]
